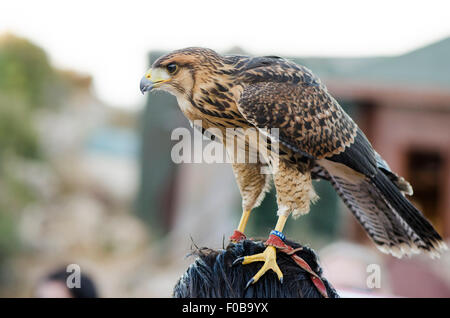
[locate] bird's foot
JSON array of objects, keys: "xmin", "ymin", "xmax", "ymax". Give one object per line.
[
  {"xmin": 233, "ymin": 243, "xmax": 283, "ymax": 288},
  {"xmin": 229, "ymin": 230, "xmax": 247, "ymax": 243}
]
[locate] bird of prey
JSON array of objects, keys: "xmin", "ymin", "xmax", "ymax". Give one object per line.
[{"xmin": 140, "ymin": 47, "xmax": 447, "ymax": 286}]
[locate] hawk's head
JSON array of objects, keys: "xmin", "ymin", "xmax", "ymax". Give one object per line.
[{"xmin": 140, "ymin": 47, "xmax": 224, "ymax": 100}]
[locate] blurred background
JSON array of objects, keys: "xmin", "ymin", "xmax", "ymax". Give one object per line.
[{"xmin": 0, "ymin": 0, "xmax": 449, "ymax": 297}]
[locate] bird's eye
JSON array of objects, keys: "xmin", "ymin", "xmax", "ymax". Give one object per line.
[{"xmin": 166, "ymin": 63, "xmax": 178, "ymax": 74}]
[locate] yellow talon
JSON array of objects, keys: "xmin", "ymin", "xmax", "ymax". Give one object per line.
[
  {"xmin": 241, "ymin": 245, "xmax": 283, "ymax": 286},
  {"xmin": 234, "ymin": 215, "xmax": 288, "ymax": 288}
]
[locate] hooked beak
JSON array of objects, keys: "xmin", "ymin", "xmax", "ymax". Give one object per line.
[
  {"xmin": 140, "ymin": 68, "xmax": 171, "ymax": 94},
  {"xmin": 140, "ymin": 76, "xmax": 154, "ymax": 94}
]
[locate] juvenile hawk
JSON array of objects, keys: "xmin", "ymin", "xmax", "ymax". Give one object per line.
[{"xmin": 140, "ymin": 48, "xmax": 447, "ymax": 287}]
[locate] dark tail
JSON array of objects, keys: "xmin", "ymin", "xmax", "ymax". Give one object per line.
[
  {"xmin": 316, "ymin": 163, "xmax": 448, "ymax": 258},
  {"xmin": 370, "ymin": 170, "xmax": 447, "ymax": 257}
]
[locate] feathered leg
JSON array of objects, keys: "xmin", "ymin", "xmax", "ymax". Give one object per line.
[
  {"xmin": 229, "ymin": 163, "xmax": 271, "ymax": 242},
  {"xmin": 233, "ymin": 160, "xmax": 317, "ymax": 286}
]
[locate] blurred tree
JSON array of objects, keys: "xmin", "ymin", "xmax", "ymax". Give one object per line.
[
  {"xmin": 0, "ymin": 95, "xmax": 40, "ymax": 159},
  {"xmin": 0, "ymin": 33, "xmax": 61, "ymax": 159},
  {"xmin": 0, "ymin": 33, "xmax": 70, "ymax": 285},
  {"xmin": 0, "ymin": 33, "xmax": 55, "ymax": 109}
]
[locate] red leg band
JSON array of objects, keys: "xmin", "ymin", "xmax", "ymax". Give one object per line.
[
  {"xmin": 229, "ymin": 230, "xmax": 246, "ymax": 242},
  {"xmin": 264, "ymin": 234, "xmax": 329, "ymax": 298},
  {"xmin": 264, "ymin": 234, "xmax": 289, "ymax": 249}
]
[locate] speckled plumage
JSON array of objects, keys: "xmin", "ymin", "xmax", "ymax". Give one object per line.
[
  {"xmin": 144, "ymin": 47, "xmax": 446, "ymax": 258},
  {"xmin": 231, "ymin": 163, "xmax": 272, "ymax": 212},
  {"xmin": 238, "ymin": 81, "xmax": 357, "ymax": 159}
]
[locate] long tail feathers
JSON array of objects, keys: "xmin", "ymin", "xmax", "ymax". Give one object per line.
[
  {"xmin": 370, "ymin": 171, "xmax": 447, "ymax": 258},
  {"xmin": 316, "ymin": 166, "xmax": 447, "ymax": 258}
]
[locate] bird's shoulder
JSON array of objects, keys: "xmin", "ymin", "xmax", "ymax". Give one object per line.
[{"xmin": 230, "ymin": 55, "xmax": 323, "ymax": 89}]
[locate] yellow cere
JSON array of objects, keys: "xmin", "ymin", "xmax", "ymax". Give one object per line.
[{"xmin": 149, "ymin": 68, "xmax": 171, "ymax": 83}]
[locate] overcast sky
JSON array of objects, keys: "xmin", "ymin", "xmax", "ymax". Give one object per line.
[{"xmin": 1, "ymin": 0, "xmax": 449, "ymax": 109}]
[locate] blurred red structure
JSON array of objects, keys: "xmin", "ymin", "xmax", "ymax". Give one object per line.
[{"xmin": 328, "ymin": 81, "xmax": 450, "ymax": 239}]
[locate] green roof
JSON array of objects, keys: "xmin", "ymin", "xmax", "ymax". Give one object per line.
[{"xmin": 289, "ymin": 37, "xmax": 450, "ymax": 89}]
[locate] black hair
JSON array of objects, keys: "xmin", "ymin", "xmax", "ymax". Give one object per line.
[
  {"xmin": 43, "ymin": 267, "xmax": 98, "ymax": 298},
  {"xmin": 173, "ymin": 239, "xmax": 339, "ymax": 298}
]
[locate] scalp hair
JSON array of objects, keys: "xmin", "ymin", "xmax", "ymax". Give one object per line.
[{"xmin": 173, "ymin": 239, "xmax": 339, "ymax": 298}]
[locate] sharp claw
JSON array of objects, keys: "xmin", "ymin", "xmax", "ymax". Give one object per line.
[
  {"xmin": 237, "ymin": 245, "xmax": 284, "ymax": 287},
  {"xmin": 232, "ymin": 257, "xmax": 244, "ymax": 266},
  {"xmin": 245, "ymin": 278, "xmax": 254, "ymax": 290}
]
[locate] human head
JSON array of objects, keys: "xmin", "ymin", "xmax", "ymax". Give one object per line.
[{"xmin": 173, "ymin": 239, "xmax": 339, "ymax": 298}]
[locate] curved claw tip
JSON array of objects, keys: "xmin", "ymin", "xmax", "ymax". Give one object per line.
[
  {"xmin": 245, "ymin": 278, "xmax": 254, "ymax": 290},
  {"xmin": 232, "ymin": 257, "xmax": 244, "ymax": 267}
]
